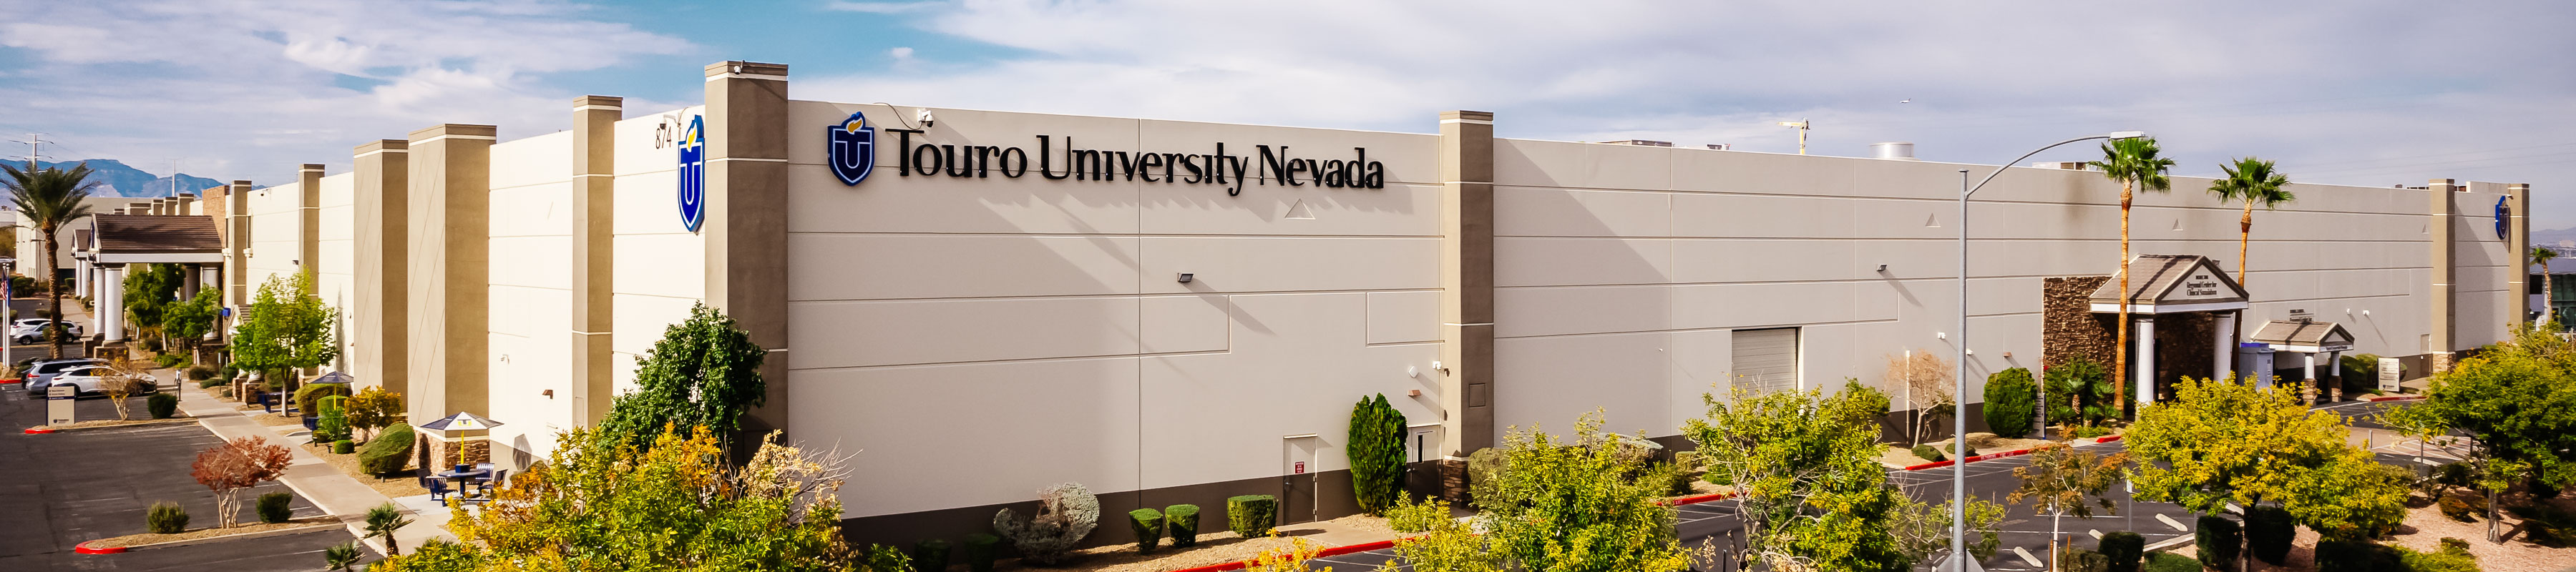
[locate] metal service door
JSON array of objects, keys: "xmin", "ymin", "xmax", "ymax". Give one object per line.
[{"xmin": 1282, "ymin": 435, "xmax": 1321, "ymax": 524}]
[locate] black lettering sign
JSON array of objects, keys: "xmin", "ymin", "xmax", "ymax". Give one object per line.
[{"xmin": 879, "ymin": 132, "xmax": 1390, "ymax": 196}]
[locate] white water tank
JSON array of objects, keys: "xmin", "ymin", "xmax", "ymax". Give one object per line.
[{"xmin": 1871, "ymin": 142, "xmax": 1916, "ymax": 160}]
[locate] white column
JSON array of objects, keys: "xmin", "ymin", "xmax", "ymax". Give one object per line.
[
  {"xmin": 2303, "ymin": 352, "xmax": 2318, "ymax": 393},
  {"xmin": 100, "ymin": 265, "xmax": 125, "ymax": 342},
  {"xmin": 2214, "ymin": 312, "xmax": 2236, "ymax": 383},
  {"xmin": 2329, "ymin": 350, "xmax": 2343, "ymax": 393},
  {"xmin": 180, "ymin": 263, "xmax": 201, "ymax": 299},
  {"xmin": 2135, "ymin": 316, "xmax": 2157, "ymax": 405}
]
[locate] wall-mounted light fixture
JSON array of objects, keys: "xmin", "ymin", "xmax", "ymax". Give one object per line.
[
  {"xmin": 1176, "ymin": 272, "xmax": 1194, "ymax": 283},
  {"xmin": 542, "ymin": 389, "xmax": 554, "ymax": 398},
  {"xmin": 1877, "ymin": 264, "xmax": 1888, "ymax": 272}
]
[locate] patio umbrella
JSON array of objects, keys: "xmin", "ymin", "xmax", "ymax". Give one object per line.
[
  {"xmin": 419, "ymin": 411, "xmax": 504, "ymax": 432},
  {"xmin": 309, "ymin": 371, "xmax": 355, "ymax": 385}
]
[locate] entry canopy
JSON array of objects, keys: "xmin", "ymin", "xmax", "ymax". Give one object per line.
[
  {"xmin": 87, "ymin": 214, "xmax": 223, "ymax": 264},
  {"xmin": 2088, "ymin": 255, "xmax": 2249, "ymax": 314},
  {"xmin": 2250, "ymin": 320, "xmax": 2354, "ymax": 353}
]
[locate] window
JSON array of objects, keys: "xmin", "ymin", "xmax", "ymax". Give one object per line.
[{"xmin": 1732, "ymin": 327, "xmax": 1801, "ymax": 394}]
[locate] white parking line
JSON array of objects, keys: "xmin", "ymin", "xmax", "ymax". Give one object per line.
[
  {"xmin": 2155, "ymin": 513, "xmax": 2188, "ymax": 531},
  {"xmin": 2013, "ymin": 546, "xmax": 2044, "ymax": 567},
  {"xmin": 2088, "ymin": 529, "xmax": 2103, "ymax": 539}
]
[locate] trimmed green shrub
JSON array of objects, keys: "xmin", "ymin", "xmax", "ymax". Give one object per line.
[
  {"xmin": 2439, "ymin": 492, "xmax": 2480, "ymax": 521},
  {"xmin": 147, "ymin": 393, "xmax": 179, "ymax": 419},
  {"xmin": 315, "ymin": 395, "xmax": 349, "ymax": 443},
  {"xmin": 2436, "ymin": 462, "xmax": 2474, "ymax": 487},
  {"xmin": 1637, "ymin": 460, "xmax": 1691, "ymax": 495},
  {"xmin": 2195, "ymin": 515, "xmax": 2242, "ymax": 572},
  {"xmin": 333, "ymin": 439, "xmax": 354, "ymax": 455},
  {"xmin": 1226, "ymin": 494, "xmax": 1277, "ymax": 537},
  {"xmin": 1386, "ymin": 494, "xmax": 1448, "ymax": 533},
  {"xmin": 962, "ymin": 533, "xmax": 999, "ymax": 572},
  {"xmin": 908, "ymin": 539, "xmax": 950, "ymax": 572},
  {"xmin": 1911, "ymin": 443, "xmax": 1946, "ymax": 463},
  {"xmin": 146, "ymin": 501, "xmax": 188, "ymax": 533},
  {"xmin": 2396, "ymin": 543, "xmax": 2479, "ymax": 572},
  {"xmin": 2072, "ymin": 425, "xmax": 2114, "ymax": 438},
  {"xmin": 187, "ymin": 365, "xmax": 215, "ymax": 381},
  {"xmin": 1347, "ymin": 393, "xmax": 1406, "ymax": 515},
  {"xmin": 198, "ymin": 378, "xmax": 227, "ymax": 389},
  {"xmin": 152, "ymin": 352, "xmax": 185, "ymax": 368},
  {"xmin": 1166, "ymin": 504, "xmax": 1201, "ymax": 548},
  {"xmin": 1984, "ymin": 367, "xmax": 2038, "ymax": 438},
  {"xmin": 863, "ymin": 544, "xmax": 913, "ymax": 572},
  {"xmin": 2142, "ymin": 552, "xmax": 2202, "ymax": 572},
  {"xmin": 358, "ymin": 423, "xmax": 416, "ymax": 475},
  {"xmin": 2244, "ymin": 505, "xmax": 2294, "ymax": 565},
  {"xmin": 258, "ymin": 491, "xmax": 295, "ymax": 523},
  {"xmin": 2099, "ymin": 531, "xmax": 2145, "ymax": 572},
  {"xmin": 2062, "ymin": 547, "xmax": 2109, "ymax": 572},
  {"xmin": 293, "ymin": 383, "xmax": 351, "ymax": 417},
  {"xmin": 1127, "ymin": 508, "xmax": 1165, "ymax": 553}
]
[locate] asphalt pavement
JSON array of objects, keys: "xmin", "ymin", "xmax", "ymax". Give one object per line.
[{"xmin": 0, "ymin": 378, "xmax": 366, "ymax": 571}]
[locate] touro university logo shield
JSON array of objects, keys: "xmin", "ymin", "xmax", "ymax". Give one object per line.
[
  {"xmin": 829, "ymin": 111, "xmax": 876, "ymax": 186},
  {"xmin": 677, "ymin": 115, "xmax": 708, "ymax": 232}
]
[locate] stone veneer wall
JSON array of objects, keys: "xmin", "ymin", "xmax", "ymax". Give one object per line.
[{"xmin": 2042, "ymin": 276, "xmax": 2119, "ymax": 371}]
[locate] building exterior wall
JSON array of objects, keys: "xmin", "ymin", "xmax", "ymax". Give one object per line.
[
  {"xmin": 316, "ymin": 172, "xmax": 356, "ymax": 372},
  {"xmin": 485, "ymin": 131, "xmax": 576, "ymax": 465},
  {"xmin": 608, "ymin": 107, "xmax": 711, "ymax": 395},
  {"xmin": 243, "ymin": 182, "xmax": 303, "ymax": 293}
]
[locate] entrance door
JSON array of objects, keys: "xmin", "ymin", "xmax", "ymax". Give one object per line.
[{"xmin": 1282, "ymin": 435, "xmax": 1321, "ymax": 525}]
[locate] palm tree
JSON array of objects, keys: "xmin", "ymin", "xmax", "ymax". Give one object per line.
[
  {"xmin": 2087, "ymin": 138, "xmax": 2174, "ymax": 415},
  {"xmin": 2, "ymin": 162, "xmax": 99, "ymax": 360},
  {"xmin": 2207, "ymin": 157, "xmax": 2295, "ymax": 286},
  {"xmin": 2534, "ymin": 246, "xmax": 2560, "ymax": 326}
]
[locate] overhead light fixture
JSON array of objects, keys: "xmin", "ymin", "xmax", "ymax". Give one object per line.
[{"xmin": 2108, "ymin": 130, "xmax": 2149, "ymax": 139}]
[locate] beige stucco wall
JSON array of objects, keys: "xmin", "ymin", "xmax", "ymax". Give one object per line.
[
  {"xmin": 243, "ymin": 183, "xmax": 303, "ymax": 294},
  {"xmin": 609, "ymin": 107, "xmax": 711, "ymax": 394},
  {"xmin": 779, "ymin": 102, "xmax": 1446, "ymax": 519},
  {"xmin": 484, "ymin": 131, "xmax": 577, "ymax": 461},
  {"xmin": 316, "ymin": 172, "xmax": 355, "ymax": 372}
]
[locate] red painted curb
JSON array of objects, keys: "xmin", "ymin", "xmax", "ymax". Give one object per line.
[
  {"xmin": 2092, "ymin": 435, "xmax": 2124, "ymax": 443},
  {"xmin": 1164, "ymin": 538, "xmax": 1404, "ymax": 572},
  {"xmin": 22, "ymin": 428, "xmax": 55, "ymax": 434},
  {"xmin": 1659, "ymin": 492, "xmax": 1735, "ymax": 506},
  {"xmin": 74, "ymin": 540, "xmax": 127, "ymax": 554},
  {"xmin": 2367, "ymin": 395, "xmax": 2424, "ymax": 403}
]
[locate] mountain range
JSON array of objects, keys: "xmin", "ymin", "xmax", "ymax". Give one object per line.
[{"xmin": 23, "ymin": 159, "xmax": 225, "ymax": 198}]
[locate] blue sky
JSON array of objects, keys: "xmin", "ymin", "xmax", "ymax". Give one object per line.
[{"xmin": 6, "ymin": 1, "xmax": 2575, "ymax": 230}]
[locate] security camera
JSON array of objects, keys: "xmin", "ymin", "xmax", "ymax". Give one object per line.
[{"xmin": 917, "ymin": 108, "xmax": 936, "ymax": 128}]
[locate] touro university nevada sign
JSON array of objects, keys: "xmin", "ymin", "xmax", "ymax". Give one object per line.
[
  {"xmin": 677, "ymin": 115, "xmax": 708, "ymax": 232},
  {"xmin": 829, "ymin": 113, "xmax": 1390, "ymax": 196}
]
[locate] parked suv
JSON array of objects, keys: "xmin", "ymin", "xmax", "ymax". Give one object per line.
[
  {"xmin": 21, "ymin": 358, "xmax": 108, "ymax": 396},
  {"xmin": 42, "ymin": 365, "xmax": 157, "ymax": 396},
  {"xmin": 9, "ymin": 319, "xmax": 82, "ymax": 345}
]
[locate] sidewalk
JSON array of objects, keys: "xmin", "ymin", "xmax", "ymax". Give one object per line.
[{"xmin": 174, "ymin": 375, "xmax": 452, "ymax": 556}]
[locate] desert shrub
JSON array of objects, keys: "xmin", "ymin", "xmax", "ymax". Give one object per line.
[
  {"xmin": 187, "ymin": 365, "xmax": 215, "ymax": 380},
  {"xmin": 2436, "ymin": 462, "xmax": 2474, "ymax": 487},
  {"xmin": 1386, "ymin": 494, "xmax": 1449, "ymax": 533},
  {"xmin": 962, "ymin": 533, "xmax": 999, "ymax": 572},
  {"xmin": 992, "ymin": 482, "xmax": 1098, "ymax": 565},
  {"xmin": 2245, "ymin": 505, "xmax": 2294, "ymax": 565},
  {"xmin": 862, "ymin": 544, "xmax": 913, "ymax": 572},
  {"xmin": 146, "ymin": 501, "xmax": 188, "ymax": 533},
  {"xmin": 257, "ymin": 491, "xmax": 295, "ymax": 523},
  {"xmin": 358, "ymin": 423, "xmax": 416, "ymax": 475},
  {"xmin": 153, "ymin": 352, "xmax": 186, "ymax": 368},
  {"xmin": 1347, "ymin": 393, "xmax": 1407, "ymax": 514},
  {"xmin": 2072, "ymin": 425, "xmax": 2114, "ymax": 438},
  {"xmin": 2142, "ymin": 552, "xmax": 2202, "ymax": 572},
  {"xmin": 1912, "ymin": 443, "xmax": 1946, "ymax": 463},
  {"xmin": 293, "ymin": 383, "xmax": 350, "ymax": 417},
  {"xmin": 1127, "ymin": 508, "xmax": 1165, "ymax": 553},
  {"xmin": 333, "ymin": 440, "xmax": 353, "ymax": 455},
  {"xmin": 2439, "ymin": 492, "xmax": 2480, "ymax": 522},
  {"xmin": 908, "ymin": 539, "xmax": 950, "ymax": 572},
  {"xmin": 1227, "ymin": 494, "xmax": 1277, "ymax": 538},
  {"xmin": 2099, "ymin": 531, "xmax": 2145, "ymax": 572},
  {"xmin": 1466, "ymin": 448, "xmax": 1506, "ymax": 505},
  {"xmin": 1166, "ymin": 504, "xmax": 1201, "ymax": 548},
  {"xmin": 2195, "ymin": 515, "xmax": 2241, "ymax": 572},
  {"xmin": 147, "ymin": 393, "xmax": 179, "ymax": 419},
  {"xmin": 2061, "ymin": 547, "xmax": 2109, "ymax": 572},
  {"xmin": 2396, "ymin": 544, "xmax": 2480, "ymax": 572},
  {"xmin": 1636, "ymin": 460, "xmax": 1691, "ymax": 495},
  {"xmin": 198, "ymin": 378, "xmax": 226, "ymax": 388},
  {"xmin": 1984, "ymin": 367, "xmax": 2038, "ymax": 438}
]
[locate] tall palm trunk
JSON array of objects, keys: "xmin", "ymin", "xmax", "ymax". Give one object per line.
[
  {"xmin": 2545, "ymin": 260, "xmax": 2556, "ymax": 325},
  {"xmin": 2115, "ymin": 181, "xmax": 2133, "ymax": 418},
  {"xmin": 2238, "ymin": 201, "xmax": 2254, "ymax": 286},
  {"xmin": 40, "ymin": 232, "xmax": 62, "ymax": 360}
]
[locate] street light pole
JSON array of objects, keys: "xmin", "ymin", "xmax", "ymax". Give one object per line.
[{"xmin": 1952, "ymin": 131, "xmax": 2147, "ymax": 571}]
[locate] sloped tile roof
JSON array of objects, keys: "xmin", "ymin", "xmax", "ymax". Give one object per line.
[{"xmin": 91, "ymin": 214, "xmax": 222, "ymax": 255}]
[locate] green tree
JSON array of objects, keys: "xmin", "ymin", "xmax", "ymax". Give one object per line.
[
  {"xmin": 369, "ymin": 426, "xmax": 862, "ymax": 571},
  {"xmin": 2206, "ymin": 157, "xmax": 2295, "ymax": 285},
  {"xmin": 3, "ymin": 162, "xmax": 99, "ymax": 359},
  {"xmin": 162, "ymin": 287, "xmax": 223, "ymax": 358},
  {"xmin": 366, "ymin": 502, "xmax": 414, "ymax": 556},
  {"xmin": 2387, "ymin": 325, "xmax": 2576, "ymax": 542},
  {"xmin": 2129, "ymin": 377, "xmax": 2401, "ymax": 568},
  {"xmin": 230, "ymin": 270, "xmax": 340, "ymax": 409},
  {"xmin": 1684, "ymin": 384, "xmax": 1909, "ymax": 571},
  {"xmin": 2007, "ymin": 443, "xmax": 2129, "ymax": 550},
  {"xmin": 2088, "ymin": 137, "xmax": 2175, "ymax": 415},
  {"xmin": 1345, "ymin": 393, "xmax": 1406, "ymax": 515},
  {"xmin": 597, "ymin": 302, "xmax": 770, "ymax": 451},
  {"xmin": 1890, "ymin": 497, "xmax": 2006, "ymax": 566},
  {"xmin": 1392, "ymin": 411, "xmax": 1688, "ymax": 572},
  {"xmin": 121, "ymin": 262, "xmax": 184, "ymax": 347},
  {"xmin": 1982, "ymin": 368, "xmax": 2038, "ymax": 439}
]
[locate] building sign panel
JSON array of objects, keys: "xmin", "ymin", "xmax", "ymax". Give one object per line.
[
  {"xmin": 2167, "ymin": 267, "xmax": 2238, "ymax": 302},
  {"xmin": 872, "ymin": 128, "xmax": 1387, "ymax": 197},
  {"xmin": 828, "ymin": 112, "xmax": 876, "ymax": 186},
  {"xmin": 676, "ymin": 115, "xmax": 708, "ymax": 232},
  {"xmin": 2378, "ymin": 357, "xmax": 2401, "ymax": 393}
]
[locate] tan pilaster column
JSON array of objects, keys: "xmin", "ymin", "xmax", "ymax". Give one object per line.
[
  {"xmin": 570, "ymin": 95, "xmax": 621, "ymax": 424},
  {"xmin": 1437, "ymin": 110, "xmax": 1496, "ymax": 465},
  {"xmin": 2429, "ymin": 179, "xmax": 2457, "ymax": 372},
  {"xmin": 353, "ymin": 139, "xmax": 410, "ymax": 394},
  {"xmin": 226, "ymin": 180, "xmax": 251, "ymax": 308},
  {"xmin": 703, "ymin": 61, "xmax": 794, "ymax": 438},
  {"xmin": 2509, "ymin": 183, "xmax": 2531, "ymax": 331},
  {"xmin": 298, "ymin": 164, "xmax": 323, "ymax": 285},
  {"xmin": 406, "ymin": 124, "xmax": 496, "ymax": 424}
]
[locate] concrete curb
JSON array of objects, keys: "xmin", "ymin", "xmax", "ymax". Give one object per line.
[
  {"xmin": 1901, "ymin": 435, "xmax": 2124, "ymax": 472},
  {"xmin": 1166, "ymin": 491, "xmax": 1740, "ymax": 572},
  {"xmin": 73, "ymin": 540, "xmax": 127, "ymax": 554},
  {"xmin": 76, "ymin": 521, "xmax": 341, "ymax": 554}
]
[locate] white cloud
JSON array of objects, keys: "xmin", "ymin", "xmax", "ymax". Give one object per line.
[
  {"xmin": 823, "ymin": 1, "xmax": 945, "ymax": 14},
  {"xmin": 0, "ymin": 0, "xmax": 693, "ymax": 187},
  {"xmin": 796, "ymin": 0, "xmax": 2576, "ymax": 225}
]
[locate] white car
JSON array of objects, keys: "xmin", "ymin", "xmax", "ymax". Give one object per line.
[
  {"xmin": 43, "ymin": 365, "xmax": 156, "ymax": 395},
  {"xmin": 9, "ymin": 319, "xmax": 82, "ymax": 344}
]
